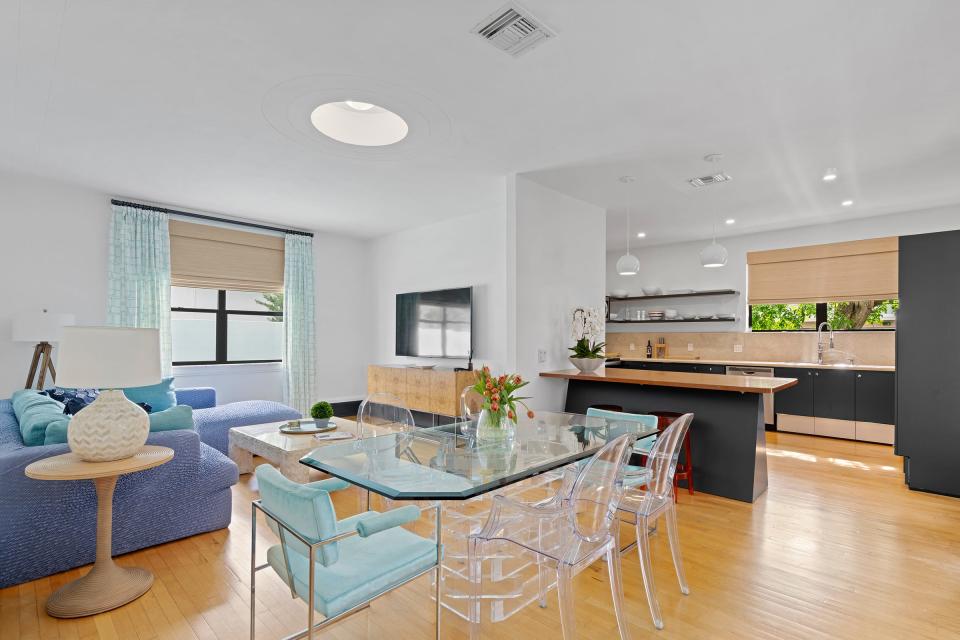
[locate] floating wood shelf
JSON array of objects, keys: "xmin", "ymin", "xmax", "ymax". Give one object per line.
[
  {"xmin": 607, "ymin": 318, "xmax": 737, "ymax": 324},
  {"xmin": 606, "ymin": 289, "xmax": 739, "ymax": 302}
]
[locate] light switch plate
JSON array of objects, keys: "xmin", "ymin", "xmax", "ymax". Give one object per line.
[
  {"xmin": 629, "ymin": 343, "xmax": 636, "ymax": 351},
  {"xmin": 687, "ymin": 343, "xmax": 694, "ymax": 351},
  {"xmin": 734, "ymin": 344, "xmax": 743, "ymax": 353},
  {"xmin": 537, "ymin": 349, "xmax": 547, "ymax": 363}
]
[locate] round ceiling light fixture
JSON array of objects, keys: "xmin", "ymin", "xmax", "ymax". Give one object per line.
[
  {"xmin": 725, "ymin": 218, "xmax": 736, "ymax": 225},
  {"xmin": 636, "ymin": 232, "xmax": 646, "ymax": 238},
  {"xmin": 822, "ymin": 168, "xmax": 839, "ymax": 182},
  {"xmin": 310, "ymin": 101, "xmax": 408, "ymax": 146},
  {"xmin": 841, "ymin": 199, "xmax": 854, "ymax": 207}
]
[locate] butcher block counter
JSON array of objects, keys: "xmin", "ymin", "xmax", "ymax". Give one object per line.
[
  {"xmin": 540, "ymin": 368, "xmax": 799, "ymax": 502},
  {"xmin": 540, "ymin": 368, "xmax": 797, "ymax": 393}
]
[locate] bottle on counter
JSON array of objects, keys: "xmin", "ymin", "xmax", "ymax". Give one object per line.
[{"xmin": 646, "ymin": 340, "xmax": 653, "ymax": 359}]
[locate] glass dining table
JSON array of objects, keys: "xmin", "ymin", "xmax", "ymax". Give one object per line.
[{"xmin": 299, "ymin": 410, "xmax": 657, "ymax": 624}]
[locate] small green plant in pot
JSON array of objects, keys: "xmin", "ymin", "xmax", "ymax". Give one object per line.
[{"xmin": 310, "ymin": 401, "xmax": 334, "ymax": 427}]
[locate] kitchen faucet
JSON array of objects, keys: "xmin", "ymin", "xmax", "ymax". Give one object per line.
[{"xmin": 817, "ymin": 322, "xmax": 834, "ymax": 364}]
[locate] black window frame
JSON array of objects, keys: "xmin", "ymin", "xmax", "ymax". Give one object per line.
[
  {"xmin": 748, "ymin": 302, "xmax": 895, "ymax": 332},
  {"xmin": 172, "ymin": 290, "xmax": 283, "ymax": 365}
]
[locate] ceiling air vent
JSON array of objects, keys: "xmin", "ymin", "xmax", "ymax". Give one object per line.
[
  {"xmin": 472, "ymin": 3, "xmax": 555, "ymax": 57},
  {"xmin": 688, "ymin": 173, "xmax": 733, "ymax": 188}
]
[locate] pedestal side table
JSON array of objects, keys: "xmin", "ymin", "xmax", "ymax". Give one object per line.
[{"xmin": 24, "ymin": 445, "xmax": 174, "ymax": 617}]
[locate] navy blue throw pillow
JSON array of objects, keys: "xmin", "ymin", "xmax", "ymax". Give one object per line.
[{"xmin": 42, "ymin": 388, "xmax": 100, "ymax": 415}]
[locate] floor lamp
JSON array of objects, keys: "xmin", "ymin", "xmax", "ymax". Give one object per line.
[{"xmin": 12, "ymin": 310, "xmax": 75, "ymax": 390}]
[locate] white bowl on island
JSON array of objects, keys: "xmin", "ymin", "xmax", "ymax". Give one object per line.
[{"xmin": 569, "ymin": 357, "xmax": 605, "ymax": 374}]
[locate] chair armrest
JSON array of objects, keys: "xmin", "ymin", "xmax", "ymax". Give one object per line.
[
  {"xmin": 175, "ymin": 387, "xmax": 216, "ymax": 409},
  {"xmin": 355, "ymin": 505, "xmax": 422, "ymax": 538},
  {"xmin": 306, "ymin": 478, "xmax": 350, "ymax": 493}
]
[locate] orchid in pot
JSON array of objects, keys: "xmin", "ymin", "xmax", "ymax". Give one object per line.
[
  {"xmin": 471, "ymin": 366, "xmax": 534, "ymax": 441},
  {"xmin": 569, "ymin": 306, "xmax": 606, "ymax": 373}
]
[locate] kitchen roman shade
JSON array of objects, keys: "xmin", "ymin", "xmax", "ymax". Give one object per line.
[
  {"xmin": 169, "ymin": 220, "xmax": 284, "ymax": 292},
  {"xmin": 747, "ymin": 236, "xmax": 898, "ymax": 304}
]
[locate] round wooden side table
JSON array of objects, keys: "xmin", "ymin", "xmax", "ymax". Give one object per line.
[{"xmin": 25, "ymin": 445, "xmax": 174, "ymax": 618}]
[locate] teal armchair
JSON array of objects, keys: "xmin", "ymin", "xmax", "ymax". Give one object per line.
[{"xmin": 251, "ymin": 465, "xmax": 442, "ymax": 640}]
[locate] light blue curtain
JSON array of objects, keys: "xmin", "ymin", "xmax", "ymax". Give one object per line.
[
  {"xmin": 106, "ymin": 204, "xmax": 172, "ymax": 376},
  {"xmin": 283, "ymin": 234, "xmax": 317, "ymax": 414}
]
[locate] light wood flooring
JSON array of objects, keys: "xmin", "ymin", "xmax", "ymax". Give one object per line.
[{"xmin": 3, "ymin": 432, "xmax": 960, "ymax": 640}]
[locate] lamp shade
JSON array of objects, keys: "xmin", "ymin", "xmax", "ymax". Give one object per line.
[
  {"xmin": 616, "ymin": 252, "xmax": 641, "ymax": 276},
  {"xmin": 11, "ymin": 311, "xmax": 75, "ymax": 343},
  {"xmin": 56, "ymin": 327, "xmax": 162, "ymax": 389},
  {"xmin": 700, "ymin": 240, "xmax": 729, "ymax": 268}
]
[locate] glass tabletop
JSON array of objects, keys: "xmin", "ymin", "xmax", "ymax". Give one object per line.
[{"xmin": 298, "ymin": 411, "xmax": 658, "ymax": 500}]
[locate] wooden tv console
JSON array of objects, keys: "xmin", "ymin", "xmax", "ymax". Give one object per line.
[{"xmin": 367, "ymin": 365, "xmax": 478, "ymax": 417}]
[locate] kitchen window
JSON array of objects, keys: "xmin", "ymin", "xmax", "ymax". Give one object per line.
[
  {"xmin": 171, "ymin": 287, "xmax": 284, "ymax": 365},
  {"xmin": 749, "ymin": 299, "xmax": 898, "ymax": 331}
]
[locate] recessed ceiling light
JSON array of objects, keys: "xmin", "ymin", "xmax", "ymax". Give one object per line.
[
  {"xmin": 725, "ymin": 218, "xmax": 735, "ymax": 225},
  {"xmin": 636, "ymin": 232, "xmax": 646, "ymax": 238},
  {"xmin": 310, "ymin": 101, "xmax": 408, "ymax": 146},
  {"xmin": 618, "ymin": 175, "xmax": 637, "ymax": 183},
  {"xmin": 841, "ymin": 199, "xmax": 854, "ymax": 207},
  {"xmin": 822, "ymin": 168, "xmax": 838, "ymax": 182},
  {"xmin": 344, "ymin": 100, "xmax": 375, "ymax": 111}
]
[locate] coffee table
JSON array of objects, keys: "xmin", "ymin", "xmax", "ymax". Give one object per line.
[
  {"xmin": 229, "ymin": 417, "xmax": 365, "ymax": 483},
  {"xmin": 24, "ymin": 446, "xmax": 174, "ymax": 617}
]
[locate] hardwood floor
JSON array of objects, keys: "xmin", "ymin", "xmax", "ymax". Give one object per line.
[{"xmin": 4, "ymin": 432, "xmax": 960, "ymax": 640}]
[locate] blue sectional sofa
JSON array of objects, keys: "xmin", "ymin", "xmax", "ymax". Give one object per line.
[{"xmin": 0, "ymin": 387, "xmax": 300, "ymax": 588}]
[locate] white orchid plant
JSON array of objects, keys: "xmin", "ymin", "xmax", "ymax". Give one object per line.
[{"xmin": 569, "ymin": 307, "xmax": 605, "ymax": 359}]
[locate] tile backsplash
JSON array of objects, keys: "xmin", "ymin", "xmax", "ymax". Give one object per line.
[{"xmin": 604, "ymin": 330, "xmax": 895, "ymax": 365}]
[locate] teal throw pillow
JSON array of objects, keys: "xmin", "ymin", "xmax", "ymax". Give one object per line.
[
  {"xmin": 123, "ymin": 377, "xmax": 177, "ymax": 413},
  {"xmin": 41, "ymin": 404, "xmax": 195, "ymax": 446},
  {"xmin": 12, "ymin": 390, "xmax": 66, "ymax": 446}
]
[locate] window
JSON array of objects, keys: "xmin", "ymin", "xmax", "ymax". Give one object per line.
[
  {"xmin": 172, "ymin": 287, "xmax": 284, "ymax": 365},
  {"xmin": 749, "ymin": 300, "xmax": 898, "ymax": 331}
]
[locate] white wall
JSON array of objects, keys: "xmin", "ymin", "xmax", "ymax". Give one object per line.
[
  {"xmin": 606, "ymin": 204, "xmax": 960, "ymax": 333},
  {"xmin": 0, "ymin": 172, "xmax": 110, "ymax": 397},
  {"xmin": 0, "ymin": 170, "xmax": 372, "ymax": 405},
  {"xmin": 512, "ymin": 176, "xmax": 607, "ymax": 411},
  {"xmin": 371, "ymin": 185, "xmax": 510, "ymax": 372}
]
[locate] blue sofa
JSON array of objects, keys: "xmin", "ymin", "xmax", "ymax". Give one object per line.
[{"xmin": 0, "ymin": 387, "xmax": 300, "ymax": 588}]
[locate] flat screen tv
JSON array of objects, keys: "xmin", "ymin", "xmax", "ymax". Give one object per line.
[{"xmin": 396, "ymin": 287, "xmax": 473, "ymax": 359}]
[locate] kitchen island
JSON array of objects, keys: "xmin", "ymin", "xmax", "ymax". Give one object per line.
[{"xmin": 540, "ymin": 368, "xmax": 797, "ymax": 502}]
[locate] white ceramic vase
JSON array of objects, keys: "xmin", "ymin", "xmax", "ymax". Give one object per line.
[
  {"xmin": 569, "ymin": 357, "xmax": 605, "ymax": 374},
  {"xmin": 67, "ymin": 389, "xmax": 150, "ymax": 462}
]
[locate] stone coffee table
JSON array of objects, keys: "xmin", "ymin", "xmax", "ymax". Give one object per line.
[{"xmin": 228, "ymin": 417, "xmax": 364, "ymax": 483}]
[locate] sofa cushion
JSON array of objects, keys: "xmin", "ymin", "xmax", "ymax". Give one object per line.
[
  {"xmin": 42, "ymin": 404, "xmax": 196, "ymax": 445},
  {"xmin": 123, "ymin": 377, "xmax": 177, "ymax": 413},
  {"xmin": 41, "ymin": 388, "xmax": 100, "ymax": 415},
  {"xmin": 12, "ymin": 390, "xmax": 65, "ymax": 446}
]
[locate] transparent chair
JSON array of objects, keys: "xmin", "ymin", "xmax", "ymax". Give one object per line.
[
  {"xmin": 617, "ymin": 413, "xmax": 694, "ymax": 630},
  {"xmin": 356, "ymin": 392, "xmax": 419, "ymax": 511},
  {"xmin": 584, "ymin": 407, "xmax": 659, "ymax": 486},
  {"xmin": 467, "ymin": 434, "xmax": 636, "ymax": 640}
]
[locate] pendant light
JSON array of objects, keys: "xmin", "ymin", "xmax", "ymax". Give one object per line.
[
  {"xmin": 700, "ymin": 220, "xmax": 728, "ymax": 268},
  {"xmin": 616, "ymin": 210, "xmax": 640, "ymax": 276}
]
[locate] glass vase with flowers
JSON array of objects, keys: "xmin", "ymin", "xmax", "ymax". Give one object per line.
[{"xmin": 471, "ymin": 366, "xmax": 535, "ymax": 441}]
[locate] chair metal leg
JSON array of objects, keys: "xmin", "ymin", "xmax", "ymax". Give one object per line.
[
  {"xmin": 606, "ymin": 545, "xmax": 632, "ymax": 640},
  {"xmin": 435, "ymin": 505, "xmax": 442, "ymax": 640},
  {"xmin": 307, "ymin": 546, "xmax": 315, "ymax": 640},
  {"xmin": 665, "ymin": 504, "xmax": 690, "ymax": 595},
  {"xmin": 557, "ymin": 565, "xmax": 576, "ymax": 640},
  {"xmin": 636, "ymin": 516, "xmax": 663, "ymax": 630},
  {"xmin": 250, "ymin": 502, "xmax": 257, "ymax": 640}
]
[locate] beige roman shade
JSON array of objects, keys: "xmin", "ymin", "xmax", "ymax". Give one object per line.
[
  {"xmin": 169, "ymin": 220, "xmax": 284, "ymax": 292},
  {"xmin": 747, "ymin": 237, "xmax": 898, "ymax": 304}
]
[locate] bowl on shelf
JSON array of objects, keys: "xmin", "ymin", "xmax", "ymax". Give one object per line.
[
  {"xmin": 664, "ymin": 289, "xmax": 695, "ymax": 295},
  {"xmin": 609, "ymin": 313, "xmax": 620, "ymax": 320},
  {"xmin": 610, "ymin": 289, "xmax": 629, "ymax": 298},
  {"xmin": 664, "ymin": 309, "xmax": 679, "ymax": 319},
  {"xmin": 642, "ymin": 287, "xmax": 662, "ymax": 296},
  {"xmin": 681, "ymin": 313, "xmax": 696, "ymax": 320}
]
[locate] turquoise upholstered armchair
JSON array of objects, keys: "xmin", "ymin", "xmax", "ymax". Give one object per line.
[{"xmin": 251, "ymin": 465, "xmax": 442, "ymax": 640}]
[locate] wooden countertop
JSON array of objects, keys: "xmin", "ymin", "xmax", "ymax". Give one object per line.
[
  {"xmin": 615, "ymin": 356, "xmax": 895, "ymax": 372},
  {"xmin": 540, "ymin": 368, "xmax": 797, "ymax": 393}
]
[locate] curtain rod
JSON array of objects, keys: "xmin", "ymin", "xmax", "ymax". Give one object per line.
[{"xmin": 110, "ymin": 199, "xmax": 314, "ymax": 237}]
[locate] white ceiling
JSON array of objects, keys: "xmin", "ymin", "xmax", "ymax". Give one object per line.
[{"xmin": 2, "ymin": 1, "xmax": 959, "ymax": 241}]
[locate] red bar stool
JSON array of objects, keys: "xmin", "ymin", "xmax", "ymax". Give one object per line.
[{"xmin": 649, "ymin": 411, "xmax": 694, "ymax": 500}]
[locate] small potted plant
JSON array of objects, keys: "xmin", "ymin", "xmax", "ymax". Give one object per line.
[
  {"xmin": 471, "ymin": 366, "xmax": 534, "ymax": 441},
  {"xmin": 568, "ymin": 306, "xmax": 606, "ymax": 373},
  {"xmin": 310, "ymin": 401, "xmax": 334, "ymax": 427}
]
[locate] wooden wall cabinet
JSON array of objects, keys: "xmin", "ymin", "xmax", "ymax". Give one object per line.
[{"xmin": 367, "ymin": 365, "xmax": 478, "ymax": 417}]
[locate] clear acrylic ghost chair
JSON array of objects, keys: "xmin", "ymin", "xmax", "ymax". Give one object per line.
[
  {"xmin": 617, "ymin": 413, "xmax": 694, "ymax": 630},
  {"xmin": 584, "ymin": 407, "xmax": 659, "ymax": 486},
  {"xmin": 356, "ymin": 392, "xmax": 419, "ymax": 511},
  {"xmin": 468, "ymin": 434, "xmax": 636, "ymax": 640}
]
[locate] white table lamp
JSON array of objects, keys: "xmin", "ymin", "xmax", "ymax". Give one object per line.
[
  {"xmin": 11, "ymin": 310, "xmax": 75, "ymax": 389},
  {"xmin": 57, "ymin": 327, "xmax": 162, "ymax": 462}
]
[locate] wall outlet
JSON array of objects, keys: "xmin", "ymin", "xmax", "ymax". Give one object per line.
[
  {"xmin": 629, "ymin": 343, "xmax": 636, "ymax": 351},
  {"xmin": 687, "ymin": 343, "xmax": 694, "ymax": 352},
  {"xmin": 734, "ymin": 344, "xmax": 743, "ymax": 353},
  {"xmin": 537, "ymin": 349, "xmax": 547, "ymax": 364}
]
